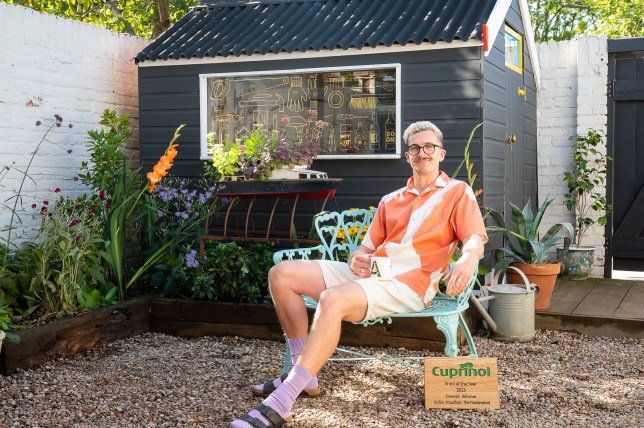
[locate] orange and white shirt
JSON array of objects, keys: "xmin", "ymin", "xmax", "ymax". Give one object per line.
[{"xmin": 361, "ymin": 171, "xmax": 488, "ymax": 303}]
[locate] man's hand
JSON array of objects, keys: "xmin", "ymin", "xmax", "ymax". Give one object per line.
[
  {"xmin": 444, "ymin": 234, "xmax": 485, "ymax": 297},
  {"xmin": 348, "ymin": 246, "xmax": 374, "ymax": 278}
]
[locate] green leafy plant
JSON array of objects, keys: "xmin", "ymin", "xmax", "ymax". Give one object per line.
[
  {"xmin": 29, "ymin": 192, "xmax": 112, "ymax": 314},
  {"xmin": 78, "ymin": 109, "xmax": 138, "ymax": 195},
  {"xmin": 0, "ymin": 296, "xmax": 21, "ymax": 344},
  {"xmin": 178, "ymin": 242, "xmax": 273, "ymax": 303},
  {"xmin": 206, "ymin": 111, "xmax": 328, "ymax": 180},
  {"xmin": 563, "ymin": 129, "xmax": 613, "ymax": 247},
  {"xmin": 486, "ymin": 198, "xmax": 574, "ymax": 273}
]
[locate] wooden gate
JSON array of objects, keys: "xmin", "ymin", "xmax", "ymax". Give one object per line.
[{"xmin": 606, "ymin": 38, "xmax": 644, "ymax": 274}]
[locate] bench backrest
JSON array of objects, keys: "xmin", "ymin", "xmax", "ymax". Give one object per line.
[{"xmin": 314, "ymin": 208, "xmax": 377, "ymax": 261}]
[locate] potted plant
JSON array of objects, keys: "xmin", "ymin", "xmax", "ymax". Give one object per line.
[
  {"xmin": 207, "ymin": 111, "xmax": 328, "ymax": 181},
  {"xmin": 560, "ymin": 129, "xmax": 613, "ymax": 280},
  {"xmin": 486, "ymin": 198, "xmax": 574, "ymax": 310},
  {"xmin": 207, "ymin": 126, "xmax": 274, "ymax": 181}
]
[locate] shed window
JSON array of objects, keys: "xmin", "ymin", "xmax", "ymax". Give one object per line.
[
  {"xmin": 504, "ymin": 25, "xmax": 523, "ymax": 75},
  {"xmin": 199, "ymin": 64, "xmax": 401, "ymax": 160}
]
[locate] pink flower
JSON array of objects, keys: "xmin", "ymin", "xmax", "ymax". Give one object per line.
[
  {"xmin": 55, "ymin": 188, "xmax": 61, "ymax": 193},
  {"xmin": 43, "ymin": 200, "xmax": 49, "ymax": 206},
  {"xmin": 105, "ymin": 202, "xmax": 111, "ymax": 209},
  {"xmin": 31, "ymin": 204, "xmax": 37, "ymax": 209},
  {"xmin": 69, "ymin": 219, "xmax": 79, "ymax": 227},
  {"xmin": 281, "ymin": 115, "xmax": 291, "ymax": 126},
  {"xmin": 99, "ymin": 190, "xmax": 105, "ymax": 200},
  {"xmin": 75, "ymin": 235, "xmax": 80, "ymax": 241}
]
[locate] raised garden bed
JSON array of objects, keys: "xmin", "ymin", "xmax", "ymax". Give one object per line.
[
  {"xmin": 0, "ymin": 296, "xmax": 152, "ymax": 375},
  {"xmin": 150, "ymin": 298, "xmax": 478, "ymax": 352}
]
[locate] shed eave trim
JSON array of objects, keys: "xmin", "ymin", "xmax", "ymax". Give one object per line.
[{"xmin": 137, "ymin": 40, "xmax": 484, "ymax": 67}]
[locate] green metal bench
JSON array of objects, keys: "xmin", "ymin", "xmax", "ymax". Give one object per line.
[{"xmin": 272, "ymin": 208, "xmax": 479, "ymax": 373}]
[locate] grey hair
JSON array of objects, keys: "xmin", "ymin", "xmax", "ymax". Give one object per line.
[{"xmin": 402, "ymin": 121, "xmax": 444, "ymax": 146}]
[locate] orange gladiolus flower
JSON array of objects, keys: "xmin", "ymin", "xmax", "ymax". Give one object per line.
[
  {"xmin": 475, "ymin": 188, "xmax": 483, "ymax": 197},
  {"xmin": 147, "ymin": 143, "xmax": 179, "ymax": 192}
]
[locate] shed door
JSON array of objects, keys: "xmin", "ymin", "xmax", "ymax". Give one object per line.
[
  {"xmin": 504, "ymin": 25, "xmax": 526, "ymax": 224},
  {"xmin": 607, "ymin": 45, "xmax": 644, "ymax": 272}
]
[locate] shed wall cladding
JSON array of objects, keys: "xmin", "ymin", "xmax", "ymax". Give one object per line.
[
  {"xmin": 139, "ymin": 47, "xmax": 485, "ymax": 213},
  {"xmin": 482, "ymin": 0, "xmax": 537, "ymax": 212}
]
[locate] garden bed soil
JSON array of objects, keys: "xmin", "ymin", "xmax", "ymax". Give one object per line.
[
  {"xmin": 150, "ymin": 298, "xmax": 478, "ymax": 352},
  {"xmin": 0, "ymin": 296, "xmax": 152, "ymax": 375}
]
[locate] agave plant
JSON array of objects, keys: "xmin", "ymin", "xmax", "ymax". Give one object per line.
[{"xmin": 486, "ymin": 198, "xmax": 574, "ymax": 273}]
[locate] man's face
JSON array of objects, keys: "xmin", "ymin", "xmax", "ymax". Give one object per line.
[{"xmin": 405, "ymin": 130, "xmax": 445, "ymax": 177}]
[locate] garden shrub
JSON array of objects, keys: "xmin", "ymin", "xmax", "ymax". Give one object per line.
[{"xmin": 171, "ymin": 242, "xmax": 274, "ymax": 304}]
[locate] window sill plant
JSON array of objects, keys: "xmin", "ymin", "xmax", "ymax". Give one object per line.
[
  {"xmin": 561, "ymin": 129, "xmax": 613, "ymax": 280},
  {"xmin": 486, "ymin": 197, "xmax": 573, "ymax": 310},
  {"xmin": 206, "ymin": 111, "xmax": 327, "ymax": 181}
]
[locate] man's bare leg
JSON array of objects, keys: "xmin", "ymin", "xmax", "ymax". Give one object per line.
[
  {"xmin": 267, "ymin": 260, "xmax": 327, "ymax": 338},
  {"xmin": 297, "ymin": 282, "xmax": 368, "ymax": 375},
  {"xmin": 251, "ymin": 260, "xmax": 328, "ymax": 397},
  {"xmin": 232, "ymin": 283, "xmax": 369, "ymax": 427}
]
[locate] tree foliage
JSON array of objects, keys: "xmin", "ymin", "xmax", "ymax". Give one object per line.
[
  {"xmin": 3, "ymin": 0, "xmax": 200, "ymax": 39},
  {"xmin": 528, "ymin": 0, "xmax": 644, "ymax": 42}
]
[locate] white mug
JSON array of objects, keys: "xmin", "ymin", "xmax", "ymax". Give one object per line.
[{"xmin": 370, "ymin": 257, "xmax": 392, "ymax": 279}]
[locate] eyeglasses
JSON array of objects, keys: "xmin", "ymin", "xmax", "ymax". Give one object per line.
[{"xmin": 407, "ymin": 143, "xmax": 443, "ymax": 155}]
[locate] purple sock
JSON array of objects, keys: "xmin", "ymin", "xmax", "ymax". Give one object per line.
[
  {"xmin": 288, "ymin": 336, "xmax": 307, "ymax": 366},
  {"xmin": 232, "ymin": 365, "xmax": 313, "ymax": 428},
  {"xmin": 253, "ymin": 337, "xmax": 318, "ymax": 393}
]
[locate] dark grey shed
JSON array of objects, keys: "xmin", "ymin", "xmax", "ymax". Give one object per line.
[{"xmin": 136, "ymin": 0, "xmax": 540, "ymax": 251}]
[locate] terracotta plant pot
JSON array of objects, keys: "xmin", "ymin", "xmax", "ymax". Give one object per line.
[{"xmin": 505, "ymin": 262, "xmax": 560, "ymax": 310}]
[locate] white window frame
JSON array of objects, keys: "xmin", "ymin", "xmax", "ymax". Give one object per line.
[{"xmin": 199, "ymin": 63, "xmax": 402, "ymax": 160}]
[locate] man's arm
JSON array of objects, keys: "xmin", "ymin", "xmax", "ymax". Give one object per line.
[
  {"xmin": 348, "ymin": 245, "xmax": 375, "ymax": 278},
  {"xmin": 445, "ymin": 234, "xmax": 485, "ymax": 297}
]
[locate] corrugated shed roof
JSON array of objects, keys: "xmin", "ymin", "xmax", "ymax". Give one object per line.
[{"xmin": 136, "ymin": 0, "xmax": 497, "ymax": 63}]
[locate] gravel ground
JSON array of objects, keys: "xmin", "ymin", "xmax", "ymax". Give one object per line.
[{"xmin": 1, "ymin": 330, "xmax": 642, "ymax": 428}]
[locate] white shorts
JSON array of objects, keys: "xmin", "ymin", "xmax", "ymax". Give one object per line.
[{"xmin": 316, "ymin": 260, "xmax": 425, "ymax": 323}]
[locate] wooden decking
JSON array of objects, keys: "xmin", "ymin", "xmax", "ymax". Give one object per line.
[{"xmin": 535, "ymin": 276, "xmax": 644, "ymax": 338}]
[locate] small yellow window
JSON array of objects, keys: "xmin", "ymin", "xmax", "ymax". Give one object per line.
[{"xmin": 504, "ymin": 25, "xmax": 523, "ymax": 75}]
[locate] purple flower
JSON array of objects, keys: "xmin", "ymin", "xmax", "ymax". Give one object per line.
[{"xmin": 185, "ymin": 250, "xmax": 199, "ymax": 268}]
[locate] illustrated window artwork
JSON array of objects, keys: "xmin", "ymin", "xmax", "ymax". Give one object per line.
[
  {"xmin": 200, "ymin": 64, "xmax": 400, "ymax": 159},
  {"xmin": 504, "ymin": 26, "xmax": 523, "ymax": 75}
]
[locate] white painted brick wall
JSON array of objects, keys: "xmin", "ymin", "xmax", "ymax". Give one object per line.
[
  {"xmin": 0, "ymin": 3, "xmax": 148, "ymax": 243},
  {"xmin": 537, "ymin": 37, "xmax": 609, "ymax": 276}
]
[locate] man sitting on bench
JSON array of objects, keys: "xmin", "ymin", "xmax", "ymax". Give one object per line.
[{"xmin": 230, "ymin": 120, "xmax": 488, "ymax": 428}]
